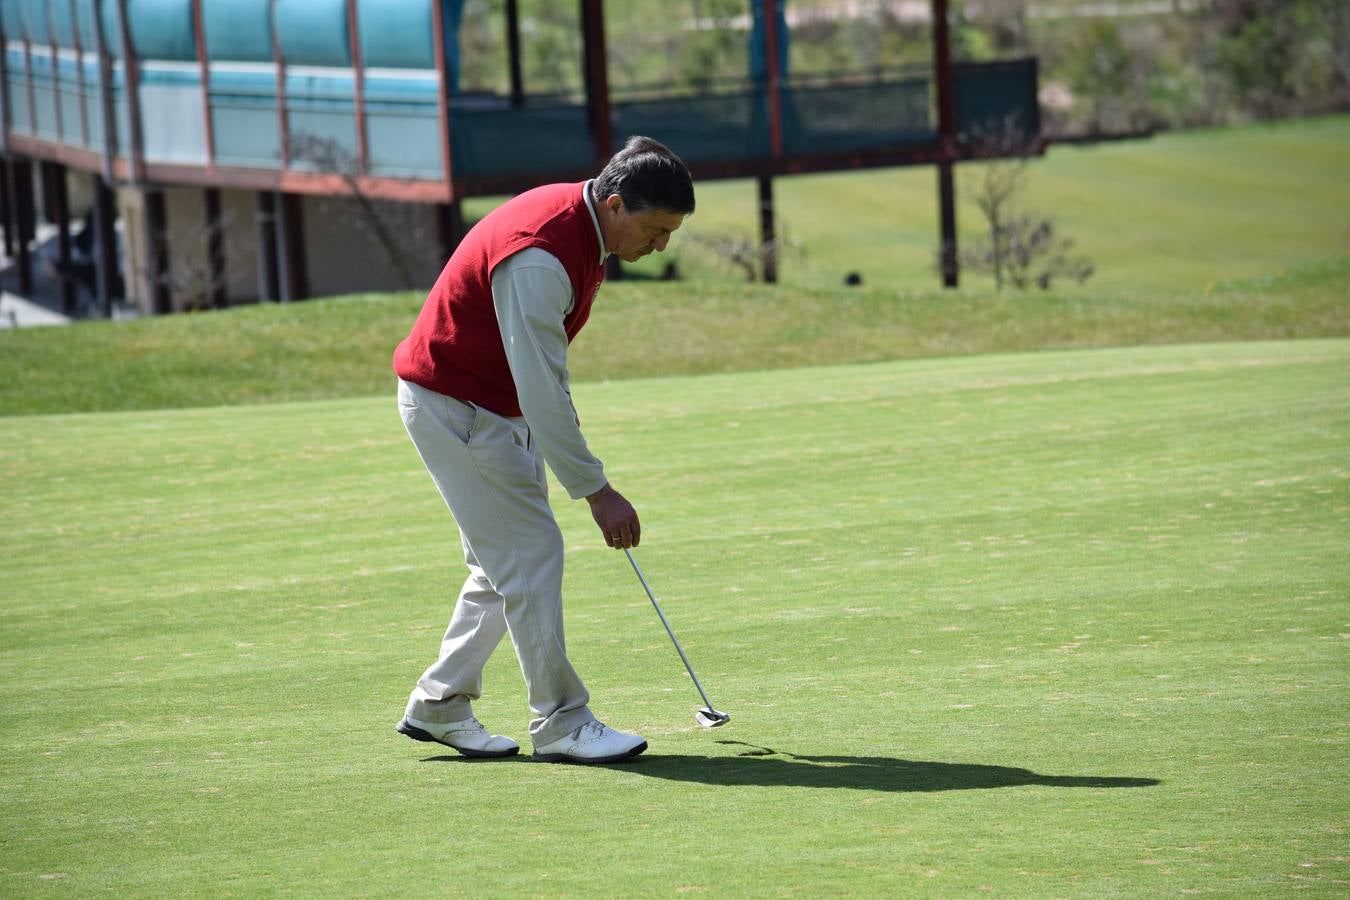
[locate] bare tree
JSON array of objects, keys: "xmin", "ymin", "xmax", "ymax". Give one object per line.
[
  {"xmin": 949, "ymin": 118, "xmax": 1094, "ymax": 291},
  {"xmin": 684, "ymin": 227, "xmax": 803, "ymax": 283},
  {"xmin": 167, "ymin": 208, "xmax": 251, "ymax": 311},
  {"xmin": 126, "ymin": 207, "xmax": 250, "ymax": 313},
  {"xmin": 289, "ymin": 133, "xmax": 421, "ymax": 291},
  {"xmin": 966, "ymin": 155, "xmax": 1029, "ymax": 291},
  {"xmin": 963, "ymin": 213, "xmax": 1094, "ymax": 290}
]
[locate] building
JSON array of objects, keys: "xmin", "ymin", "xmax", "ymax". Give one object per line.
[{"xmin": 0, "ymin": 0, "xmax": 1039, "ymax": 317}]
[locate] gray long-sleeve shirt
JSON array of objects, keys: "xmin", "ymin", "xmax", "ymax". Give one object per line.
[{"xmin": 489, "ymin": 183, "xmax": 609, "ymax": 501}]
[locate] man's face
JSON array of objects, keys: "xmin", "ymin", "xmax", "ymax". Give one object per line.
[{"xmin": 603, "ymin": 196, "xmax": 687, "ymax": 263}]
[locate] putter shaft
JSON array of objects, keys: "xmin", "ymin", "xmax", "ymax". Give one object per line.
[{"xmin": 624, "ymin": 549, "xmax": 717, "ymax": 712}]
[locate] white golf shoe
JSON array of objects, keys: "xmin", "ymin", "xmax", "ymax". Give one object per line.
[
  {"xmin": 396, "ymin": 715, "xmax": 520, "ymax": 759},
  {"xmin": 532, "ymin": 720, "xmax": 648, "ymax": 764}
]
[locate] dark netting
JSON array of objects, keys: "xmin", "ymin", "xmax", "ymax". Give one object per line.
[
  {"xmin": 444, "ymin": 58, "xmax": 1042, "ymax": 179},
  {"xmin": 450, "ymin": 102, "xmax": 594, "ymax": 179},
  {"xmin": 782, "ymin": 77, "xmax": 934, "ymax": 156},
  {"xmin": 954, "ymin": 59, "xmax": 1041, "ymax": 142},
  {"xmin": 611, "ymin": 74, "xmax": 938, "ymax": 165},
  {"xmin": 612, "ymin": 91, "xmax": 770, "ymax": 165}
]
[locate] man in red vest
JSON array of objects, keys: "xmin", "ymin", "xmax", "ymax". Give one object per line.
[{"xmin": 392, "ymin": 136, "xmax": 695, "ymax": 764}]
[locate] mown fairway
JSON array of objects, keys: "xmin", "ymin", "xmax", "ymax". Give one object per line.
[{"xmin": 2, "ymin": 339, "xmax": 1346, "ymax": 895}]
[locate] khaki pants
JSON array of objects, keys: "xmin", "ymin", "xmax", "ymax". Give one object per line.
[{"xmin": 397, "ymin": 378, "xmax": 595, "ymax": 747}]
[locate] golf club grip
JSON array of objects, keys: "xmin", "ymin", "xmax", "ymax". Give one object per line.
[{"xmin": 624, "ymin": 549, "xmax": 716, "ymax": 710}]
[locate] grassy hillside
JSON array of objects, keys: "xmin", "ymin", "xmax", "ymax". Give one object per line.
[
  {"xmin": 2, "ymin": 116, "xmax": 1347, "ymax": 417},
  {"xmin": 1, "ymin": 256, "xmax": 1344, "ymax": 417},
  {"xmin": 2, "ymin": 340, "xmax": 1346, "ymax": 894},
  {"xmin": 639, "ymin": 115, "xmax": 1350, "ymax": 293}
]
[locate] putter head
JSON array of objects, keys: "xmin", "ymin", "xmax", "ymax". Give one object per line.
[{"xmin": 695, "ymin": 707, "xmax": 730, "ymax": 729}]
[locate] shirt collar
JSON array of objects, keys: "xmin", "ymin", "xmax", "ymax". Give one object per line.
[{"xmin": 582, "ymin": 180, "xmax": 607, "ymax": 266}]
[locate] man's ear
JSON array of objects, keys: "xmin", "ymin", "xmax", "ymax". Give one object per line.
[{"xmin": 605, "ymin": 194, "xmax": 623, "ymax": 214}]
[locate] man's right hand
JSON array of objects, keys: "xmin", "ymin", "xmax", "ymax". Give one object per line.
[{"xmin": 586, "ymin": 483, "xmax": 640, "ymax": 549}]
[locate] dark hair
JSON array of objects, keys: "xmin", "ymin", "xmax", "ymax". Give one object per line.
[{"xmin": 591, "ymin": 135, "xmax": 695, "ymax": 215}]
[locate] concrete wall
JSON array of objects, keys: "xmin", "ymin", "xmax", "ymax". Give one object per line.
[
  {"xmin": 115, "ymin": 187, "xmax": 151, "ymax": 314},
  {"xmin": 301, "ymin": 194, "xmax": 445, "ymax": 297},
  {"xmin": 116, "ymin": 185, "xmax": 447, "ymax": 314},
  {"xmin": 162, "ymin": 188, "xmax": 258, "ymax": 310},
  {"xmin": 219, "ymin": 190, "xmax": 261, "ymax": 301}
]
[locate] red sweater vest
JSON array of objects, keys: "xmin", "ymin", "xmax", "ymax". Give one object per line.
[{"xmin": 393, "ymin": 182, "xmax": 604, "ymax": 416}]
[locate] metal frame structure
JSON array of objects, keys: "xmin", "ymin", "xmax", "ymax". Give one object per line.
[{"xmin": 0, "ymin": 0, "xmax": 1041, "ymax": 312}]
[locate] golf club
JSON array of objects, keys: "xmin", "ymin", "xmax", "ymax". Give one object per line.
[{"xmin": 624, "ymin": 548, "xmax": 730, "ymax": 728}]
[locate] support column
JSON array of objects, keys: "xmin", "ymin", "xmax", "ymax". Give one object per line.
[
  {"xmin": 579, "ymin": 0, "xmax": 612, "ymax": 165},
  {"xmin": 346, "ymin": 0, "xmax": 369, "ymax": 173},
  {"xmin": 144, "ymin": 189, "xmax": 171, "ymax": 313},
  {"xmin": 762, "ymin": 0, "xmax": 784, "ymax": 158},
  {"xmin": 275, "ymin": 192, "xmax": 309, "ymax": 301},
  {"xmin": 10, "ymin": 158, "xmax": 35, "ymax": 295},
  {"xmin": 117, "ymin": 0, "xmax": 146, "ymax": 183},
  {"xmin": 0, "ymin": 159, "xmax": 13, "ymax": 258},
  {"xmin": 191, "ymin": 0, "xmax": 216, "ymax": 166},
  {"xmin": 70, "ymin": 0, "xmax": 90, "ymax": 146},
  {"xmin": 431, "ymin": 0, "xmax": 454, "ymax": 194},
  {"xmin": 204, "ymin": 188, "xmax": 226, "ymax": 308},
  {"xmin": 436, "ymin": 199, "xmax": 464, "ymax": 262},
  {"xmin": 91, "ymin": 174, "xmax": 118, "ymax": 317},
  {"xmin": 937, "ymin": 163, "xmax": 957, "ymax": 287},
  {"xmin": 271, "ymin": 2, "xmax": 290, "ymax": 170},
  {"xmin": 933, "ymin": 0, "xmax": 959, "ymax": 288},
  {"xmin": 505, "ymin": 0, "xmax": 524, "ymax": 109},
  {"xmin": 48, "ymin": 31, "xmax": 64, "ymax": 144},
  {"xmin": 40, "ymin": 162, "xmax": 75, "ymax": 313},
  {"xmin": 92, "ymin": 0, "xmax": 119, "ymax": 181},
  {"xmin": 255, "ymin": 191, "xmax": 279, "ymax": 302},
  {"xmin": 757, "ymin": 174, "xmax": 777, "ymax": 284}
]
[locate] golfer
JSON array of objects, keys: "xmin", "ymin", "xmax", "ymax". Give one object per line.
[{"xmin": 392, "ymin": 136, "xmax": 694, "ymax": 764}]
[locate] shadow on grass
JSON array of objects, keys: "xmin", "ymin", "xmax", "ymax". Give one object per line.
[{"xmin": 420, "ymin": 741, "xmax": 1160, "ymax": 793}]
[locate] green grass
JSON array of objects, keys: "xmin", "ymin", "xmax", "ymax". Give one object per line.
[
  {"xmin": 1, "ymin": 115, "xmax": 1346, "ymax": 894},
  {"xmin": 652, "ymin": 115, "xmax": 1350, "ymax": 295},
  {"xmin": 3, "ymin": 116, "xmax": 1347, "ymax": 417},
  {"xmin": 0, "ymin": 291, "xmax": 425, "ymax": 416},
  {"xmin": 1, "ymin": 255, "xmax": 1345, "ymax": 416},
  {"xmin": 2, "ymin": 339, "xmax": 1347, "ymax": 895}
]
